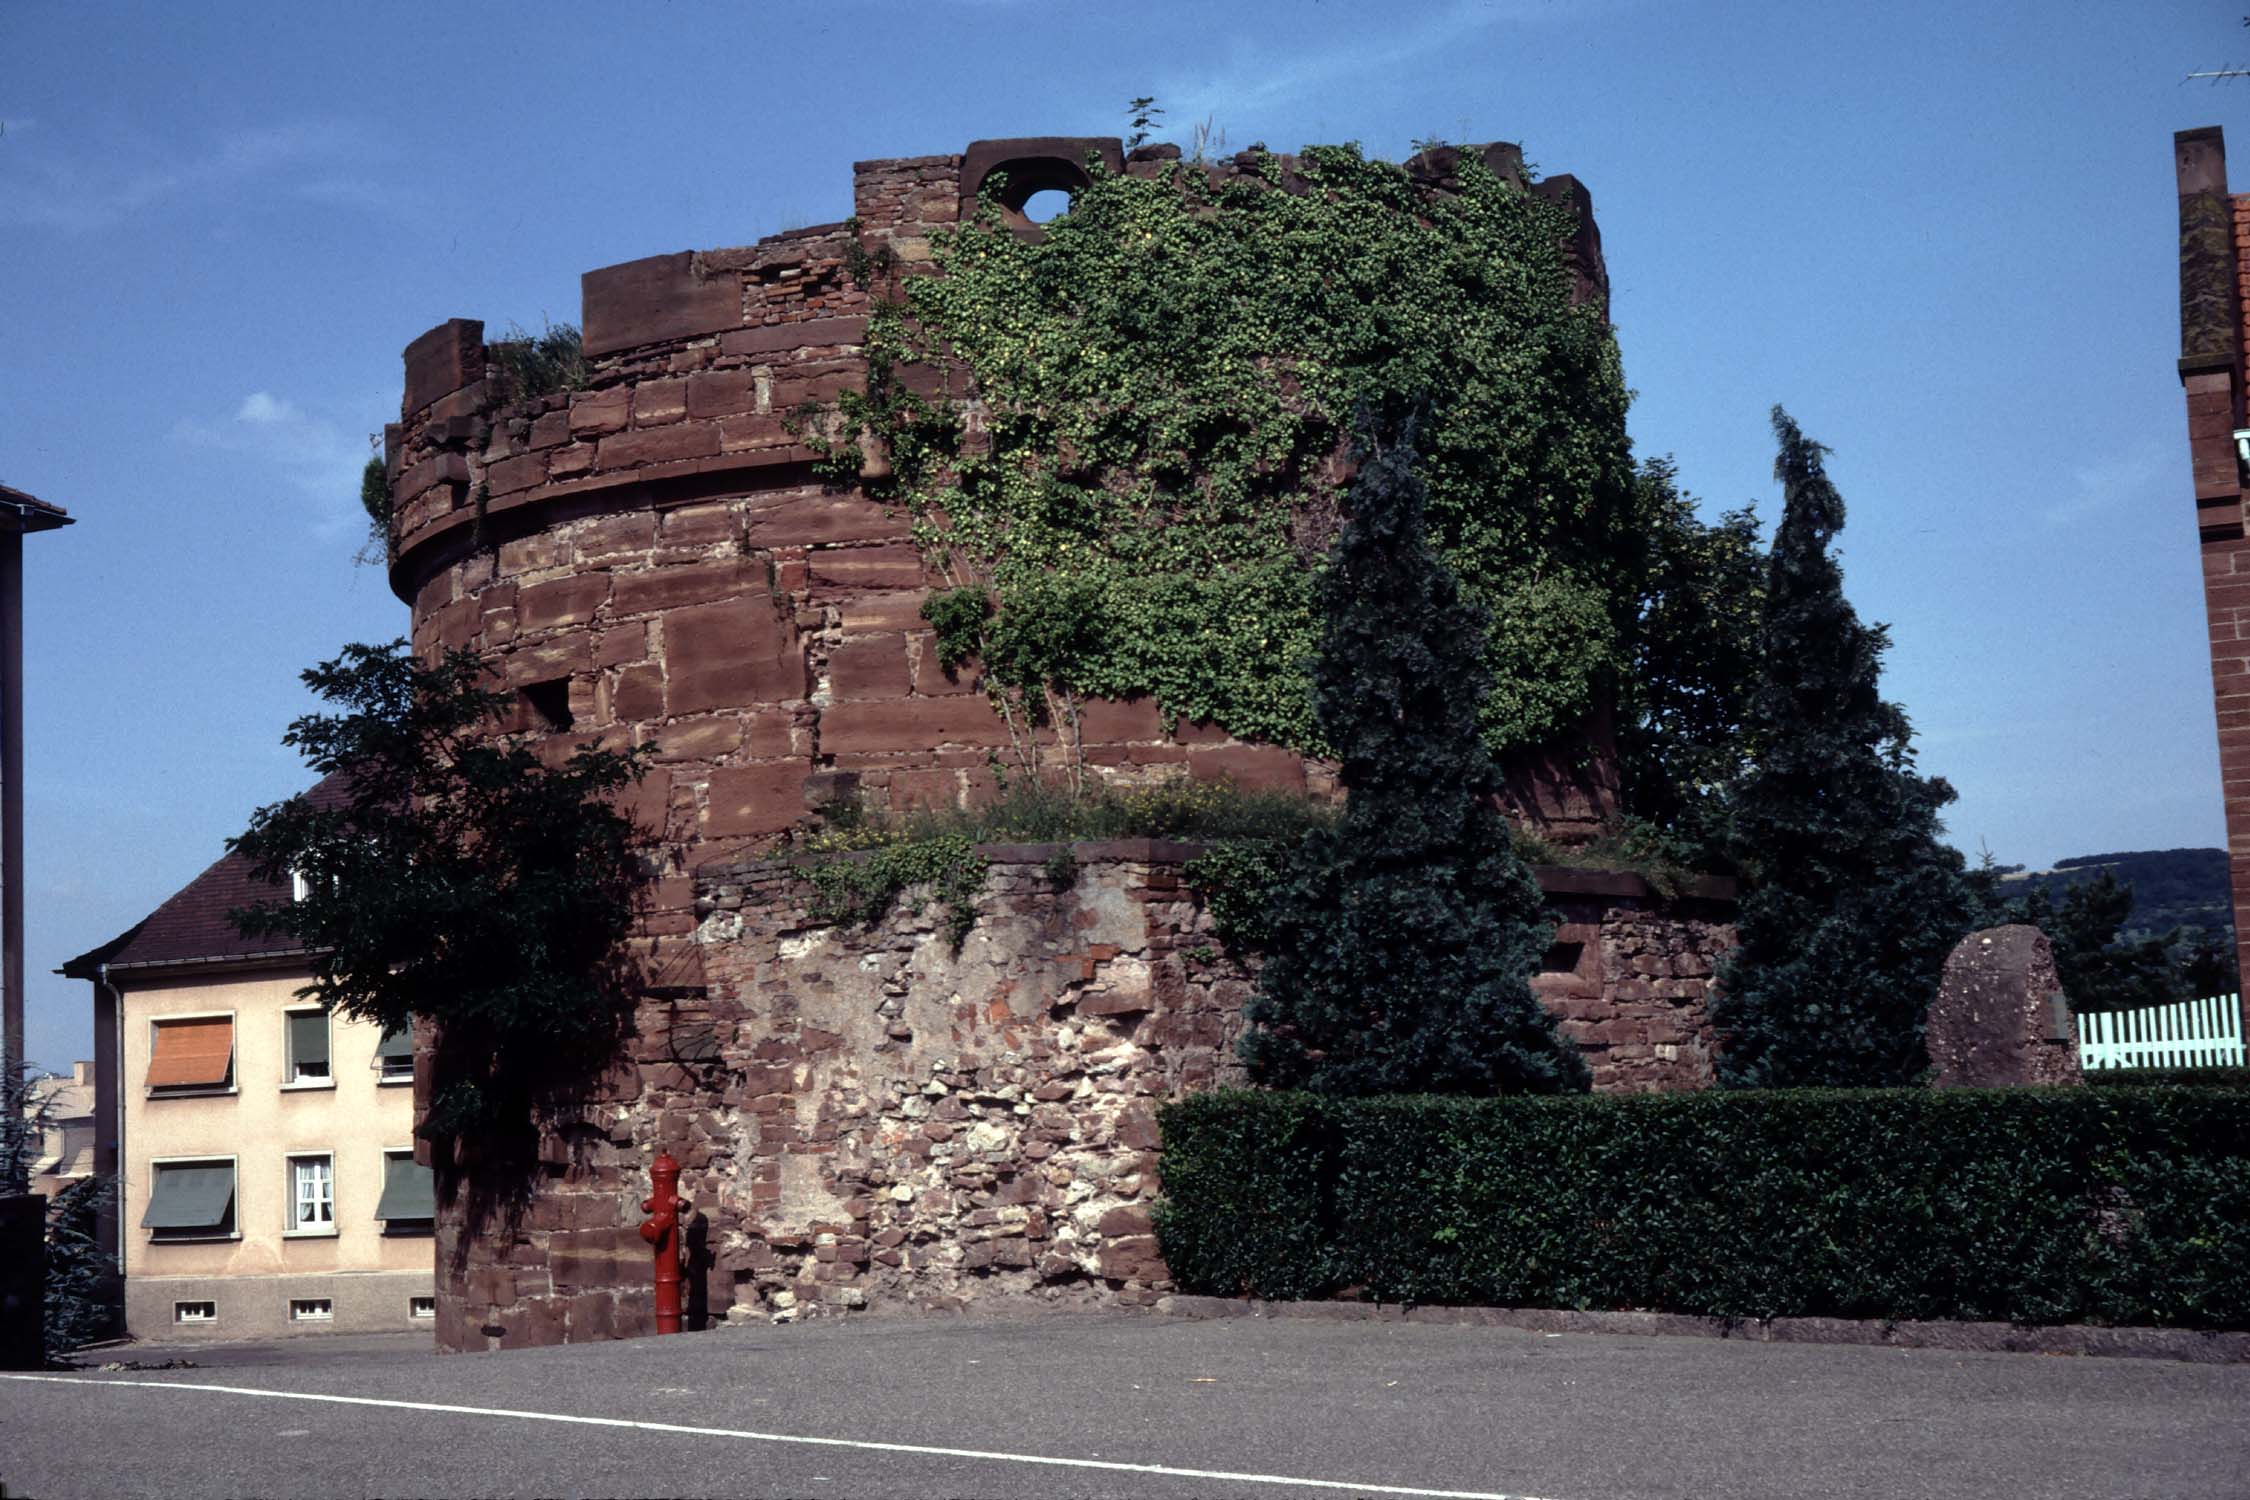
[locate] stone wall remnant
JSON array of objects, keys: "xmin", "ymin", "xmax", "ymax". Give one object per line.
[
  {"xmin": 425, "ymin": 847, "xmax": 1734, "ymax": 1352},
  {"xmin": 1925, "ymin": 924, "xmax": 2082, "ymax": 1089}
]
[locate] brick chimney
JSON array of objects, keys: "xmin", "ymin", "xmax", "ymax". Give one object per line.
[{"xmin": 2174, "ymin": 126, "xmax": 2250, "ymax": 1031}]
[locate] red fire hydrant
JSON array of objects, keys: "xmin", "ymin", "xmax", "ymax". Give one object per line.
[{"xmin": 639, "ymin": 1150, "xmax": 683, "ymax": 1335}]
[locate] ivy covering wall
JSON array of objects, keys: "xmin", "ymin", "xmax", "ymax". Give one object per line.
[{"xmin": 823, "ymin": 146, "xmax": 1642, "ymax": 757}]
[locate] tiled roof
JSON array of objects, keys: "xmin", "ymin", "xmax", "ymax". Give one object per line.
[
  {"xmin": 59, "ymin": 771, "xmax": 355, "ymax": 977},
  {"xmin": 0, "ymin": 482, "xmax": 73, "ymax": 533}
]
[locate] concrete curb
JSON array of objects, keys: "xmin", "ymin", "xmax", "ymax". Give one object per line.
[{"xmin": 1152, "ymin": 1294, "xmax": 2250, "ymax": 1365}]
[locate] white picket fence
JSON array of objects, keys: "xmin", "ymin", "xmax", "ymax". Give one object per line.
[{"xmin": 2078, "ymin": 993, "xmax": 2247, "ymax": 1071}]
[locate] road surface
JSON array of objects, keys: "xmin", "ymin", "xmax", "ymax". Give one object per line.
[{"xmin": 3, "ymin": 1307, "xmax": 2243, "ymax": 1498}]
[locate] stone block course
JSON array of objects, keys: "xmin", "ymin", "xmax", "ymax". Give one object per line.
[
  {"xmin": 582, "ymin": 252, "xmax": 745, "ymax": 358},
  {"xmin": 517, "ymin": 572, "xmax": 612, "ymax": 633},
  {"xmin": 598, "ymin": 422, "xmax": 723, "ymax": 471},
  {"xmin": 570, "ymin": 387, "xmax": 631, "ymax": 436},
  {"xmin": 807, "ymin": 545, "xmax": 927, "ymax": 591},
  {"xmin": 826, "ymin": 636, "xmax": 914, "ymax": 700},
  {"xmin": 612, "ymin": 560, "xmax": 760, "ymax": 618},
  {"xmin": 663, "ymin": 597, "xmax": 805, "ymax": 715},
  {"xmin": 820, "ymin": 696, "xmax": 1009, "ymax": 754}
]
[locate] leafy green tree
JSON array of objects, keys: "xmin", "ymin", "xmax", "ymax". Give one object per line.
[
  {"xmin": 2010, "ymin": 872, "xmax": 2179, "ymax": 1013},
  {"xmin": 1712, "ymin": 409, "xmax": 1977, "ymax": 1088},
  {"xmin": 1239, "ymin": 409, "xmax": 1590, "ymax": 1096},
  {"xmin": 1615, "ymin": 457, "xmax": 1765, "ymax": 861},
  {"xmin": 2175, "ymin": 927, "xmax": 2242, "ymax": 998},
  {"xmin": 1998, "ymin": 869, "xmax": 2239, "ymax": 1009},
  {"xmin": 231, "ymin": 642, "xmax": 650, "ymax": 1153}
]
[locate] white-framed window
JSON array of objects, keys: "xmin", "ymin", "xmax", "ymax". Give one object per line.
[
  {"xmin": 289, "ymin": 1298, "xmax": 333, "ymax": 1323},
  {"xmin": 284, "ymin": 1007, "xmax": 332, "ymax": 1088},
  {"xmin": 409, "ymin": 1296, "xmax": 436, "ymax": 1320},
  {"xmin": 375, "ymin": 1024, "xmax": 414, "ymax": 1085},
  {"xmin": 173, "ymin": 1301, "xmax": 216, "ymax": 1324},
  {"xmin": 290, "ymin": 867, "xmax": 313, "ymax": 903},
  {"xmin": 145, "ymin": 1012, "xmax": 236, "ymax": 1096},
  {"xmin": 286, "ymin": 1153, "xmax": 335, "ymax": 1235},
  {"xmin": 144, "ymin": 1157, "xmax": 239, "ymax": 1242}
]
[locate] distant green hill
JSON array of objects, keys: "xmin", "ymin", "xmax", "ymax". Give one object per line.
[{"xmin": 1999, "ymin": 848, "xmax": 2233, "ymax": 941}]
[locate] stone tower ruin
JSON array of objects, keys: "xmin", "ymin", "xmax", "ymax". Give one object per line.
[{"xmin": 387, "ymin": 138, "xmax": 1737, "ymax": 1351}]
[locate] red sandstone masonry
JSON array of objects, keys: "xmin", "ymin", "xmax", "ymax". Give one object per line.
[{"xmin": 393, "ymin": 136, "xmax": 1647, "ymax": 1351}]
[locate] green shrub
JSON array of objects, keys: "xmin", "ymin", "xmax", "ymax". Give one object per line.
[
  {"xmin": 1156, "ymin": 1086, "xmax": 2250, "ymax": 1328},
  {"xmin": 487, "ymin": 320, "xmax": 588, "ymax": 404},
  {"xmin": 43, "ymin": 1176, "xmax": 117, "ymax": 1355},
  {"xmin": 2085, "ymin": 1066, "xmax": 2250, "ymax": 1091}
]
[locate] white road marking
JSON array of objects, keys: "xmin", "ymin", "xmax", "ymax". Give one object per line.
[{"xmin": 3, "ymin": 1372, "xmax": 1560, "ymax": 1499}]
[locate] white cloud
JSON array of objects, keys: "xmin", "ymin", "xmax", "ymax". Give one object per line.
[
  {"xmin": 235, "ymin": 392, "xmax": 301, "ymax": 426},
  {"xmin": 173, "ymin": 391, "xmax": 374, "ymax": 543},
  {"xmin": 1154, "ymin": 0, "xmax": 1602, "ymax": 140},
  {"xmin": 0, "ymin": 119, "xmax": 397, "ymax": 232},
  {"xmin": 2042, "ymin": 441, "xmax": 2171, "ymax": 527}
]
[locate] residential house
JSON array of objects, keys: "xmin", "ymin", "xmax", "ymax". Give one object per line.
[
  {"xmin": 25, "ymin": 1060, "xmax": 95, "ymax": 1200},
  {"xmin": 60, "ymin": 776, "xmax": 435, "ymax": 1339}
]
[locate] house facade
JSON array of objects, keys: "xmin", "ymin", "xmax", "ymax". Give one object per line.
[
  {"xmin": 25, "ymin": 1060, "xmax": 94, "ymax": 1201},
  {"xmin": 61, "ymin": 778, "xmax": 435, "ymax": 1340}
]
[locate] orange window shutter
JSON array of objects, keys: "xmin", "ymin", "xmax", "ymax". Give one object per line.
[{"xmin": 146, "ymin": 1018, "xmax": 234, "ymax": 1088}]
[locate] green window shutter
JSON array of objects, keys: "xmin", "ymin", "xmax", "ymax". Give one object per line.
[
  {"xmin": 288, "ymin": 1011, "xmax": 330, "ymax": 1072},
  {"xmin": 375, "ymin": 1025, "xmax": 414, "ymax": 1062},
  {"xmin": 376, "ymin": 1154, "xmax": 436, "ymax": 1221},
  {"xmin": 142, "ymin": 1164, "xmax": 235, "ymax": 1229}
]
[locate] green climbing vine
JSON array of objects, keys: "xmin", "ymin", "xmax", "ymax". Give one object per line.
[{"xmin": 807, "ymin": 143, "xmax": 1641, "ymax": 760}]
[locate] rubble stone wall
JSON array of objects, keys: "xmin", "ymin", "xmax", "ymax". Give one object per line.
[{"xmin": 428, "ymin": 848, "xmax": 1733, "ymax": 1352}]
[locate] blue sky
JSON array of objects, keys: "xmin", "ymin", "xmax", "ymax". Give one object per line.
[{"xmin": 1, "ymin": 1, "xmax": 2238, "ymax": 1068}]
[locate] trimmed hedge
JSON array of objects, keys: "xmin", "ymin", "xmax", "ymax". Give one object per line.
[
  {"xmin": 2084, "ymin": 1066, "xmax": 2250, "ymax": 1091},
  {"xmin": 1154, "ymin": 1087, "xmax": 2250, "ymax": 1328}
]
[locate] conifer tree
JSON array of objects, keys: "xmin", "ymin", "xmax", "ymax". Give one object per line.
[
  {"xmin": 1712, "ymin": 409, "xmax": 1975, "ymax": 1088},
  {"xmin": 1239, "ymin": 409, "xmax": 1589, "ymax": 1096}
]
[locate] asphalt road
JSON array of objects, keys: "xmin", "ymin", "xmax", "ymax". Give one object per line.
[{"xmin": 3, "ymin": 1309, "xmax": 2245, "ymax": 1500}]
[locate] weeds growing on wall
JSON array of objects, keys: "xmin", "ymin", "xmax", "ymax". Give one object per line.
[
  {"xmin": 487, "ymin": 320, "xmax": 589, "ymax": 405},
  {"xmin": 797, "ymin": 831, "xmax": 989, "ymax": 949},
  {"xmin": 355, "ymin": 454, "xmax": 391, "ymax": 568},
  {"xmin": 792, "ymin": 778, "xmax": 1336, "ymax": 949},
  {"xmin": 808, "ymin": 144, "xmax": 1640, "ymax": 774}
]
